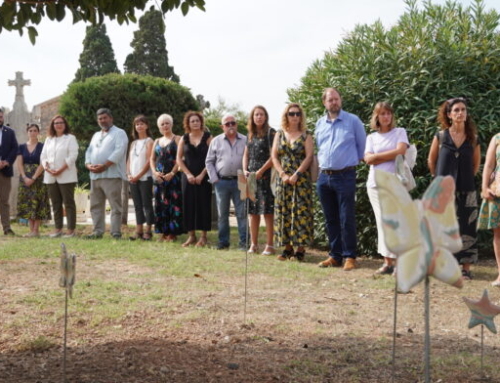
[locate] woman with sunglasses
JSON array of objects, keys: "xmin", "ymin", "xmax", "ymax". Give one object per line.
[
  {"xmin": 271, "ymin": 103, "xmax": 314, "ymax": 261},
  {"xmin": 17, "ymin": 123, "xmax": 51, "ymax": 237},
  {"xmin": 242, "ymin": 105, "xmax": 276, "ymax": 255},
  {"xmin": 40, "ymin": 115, "xmax": 79, "ymax": 238},
  {"xmin": 428, "ymin": 97, "xmax": 480, "ymax": 280}
]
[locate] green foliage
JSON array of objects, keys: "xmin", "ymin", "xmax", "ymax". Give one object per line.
[
  {"xmin": 59, "ymin": 73, "xmax": 198, "ymax": 177},
  {"xmin": 124, "ymin": 9, "xmax": 179, "ymax": 82},
  {"xmin": 0, "ymin": 0, "xmax": 206, "ymax": 44},
  {"xmin": 288, "ymin": 0, "xmax": 500, "ymax": 256},
  {"xmin": 73, "ymin": 24, "xmax": 120, "ymax": 83}
]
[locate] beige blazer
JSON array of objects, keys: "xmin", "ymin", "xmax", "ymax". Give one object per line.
[{"xmin": 40, "ymin": 134, "xmax": 79, "ymax": 184}]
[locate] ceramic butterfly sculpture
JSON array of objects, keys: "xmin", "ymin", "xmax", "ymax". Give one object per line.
[
  {"xmin": 374, "ymin": 170, "xmax": 463, "ymax": 293},
  {"xmin": 59, "ymin": 243, "xmax": 76, "ymax": 298}
]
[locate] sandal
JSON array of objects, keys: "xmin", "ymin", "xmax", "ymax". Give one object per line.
[
  {"xmin": 374, "ymin": 264, "xmax": 394, "ymax": 275},
  {"xmin": 195, "ymin": 237, "xmax": 207, "ymax": 247},
  {"xmin": 248, "ymin": 244, "xmax": 259, "ymax": 254},
  {"xmin": 182, "ymin": 235, "xmax": 197, "ymax": 247},
  {"xmin": 129, "ymin": 232, "xmax": 143, "ymax": 241},
  {"xmin": 261, "ymin": 245, "xmax": 275, "ymax": 255},
  {"xmin": 292, "ymin": 251, "xmax": 305, "ymax": 262},
  {"xmin": 277, "ymin": 249, "xmax": 293, "ymax": 261},
  {"xmin": 142, "ymin": 232, "xmax": 152, "ymax": 241},
  {"xmin": 462, "ymin": 269, "xmax": 473, "ymax": 281}
]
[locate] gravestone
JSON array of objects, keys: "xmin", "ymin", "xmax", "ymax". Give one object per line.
[{"xmin": 5, "ymin": 72, "xmax": 33, "ymax": 217}]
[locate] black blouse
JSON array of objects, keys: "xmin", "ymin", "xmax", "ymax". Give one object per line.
[
  {"xmin": 435, "ymin": 129, "xmax": 478, "ymax": 192},
  {"xmin": 18, "ymin": 142, "xmax": 44, "ymax": 165}
]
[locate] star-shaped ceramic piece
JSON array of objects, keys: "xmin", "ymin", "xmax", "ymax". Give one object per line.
[{"xmin": 463, "ymin": 289, "xmax": 500, "ymax": 334}]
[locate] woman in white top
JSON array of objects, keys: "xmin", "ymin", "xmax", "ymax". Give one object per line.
[
  {"xmin": 40, "ymin": 115, "xmax": 79, "ymax": 238},
  {"xmin": 364, "ymin": 102, "xmax": 409, "ymax": 275},
  {"xmin": 127, "ymin": 115, "xmax": 154, "ymax": 240}
]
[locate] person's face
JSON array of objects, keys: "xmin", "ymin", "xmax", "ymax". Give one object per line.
[
  {"xmin": 159, "ymin": 119, "xmax": 172, "ymax": 135},
  {"xmin": 0, "ymin": 112, "xmax": 4, "ymax": 126},
  {"xmin": 377, "ymin": 109, "xmax": 392, "ymax": 129},
  {"xmin": 135, "ymin": 121, "xmax": 148, "ymax": 135},
  {"xmin": 97, "ymin": 113, "xmax": 113, "ymax": 130},
  {"xmin": 53, "ymin": 118, "xmax": 66, "ymax": 136},
  {"xmin": 323, "ymin": 90, "xmax": 342, "ymax": 115},
  {"xmin": 287, "ymin": 107, "xmax": 302, "ymax": 126},
  {"xmin": 189, "ymin": 115, "xmax": 201, "ymax": 131},
  {"xmin": 448, "ymin": 102, "xmax": 467, "ymax": 125},
  {"xmin": 221, "ymin": 116, "xmax": 237, "ymax": 137},
  {"xmin": 27, "ymin": 126, "xmax": 39, "ymax": 138},
  {"xmin": 253, "ymin": 108, "xmax": 266, "ymax": 128}
]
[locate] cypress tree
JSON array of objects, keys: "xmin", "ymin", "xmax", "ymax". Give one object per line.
[
  {"xmin": 124, "ymin": 9, "xmax": 180, "ymax": 83},
  {"xmin": 73, "ymin": 24, "xmax": 120, "ymax": 82}
]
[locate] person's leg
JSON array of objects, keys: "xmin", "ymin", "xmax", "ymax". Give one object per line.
[
  {"xmin": 493, "ymin": 228, "xmax": 500, "ymax": 284},
  {"xmin": 249, "ymin": 214, "xmax": 260, "ymax": 251},
  {"xmin": 129, "ymin": 180, "xmax": 145, "ymax": 236},
  {"xmin": 231, "ymin": 181, "xmax": 248, "ymax": 248},
  {"xmin": 140, "ymin": 177, "xmax": 154, "ymax": 239},
  {"xmin": 32, "ymin": 219, "xmax": 41, "ymax": 235},
  {"xmin": 104, "ymin": 178, "xmax": 123, "ymax": 237},
  {"xmin": 60, "ymin": 183, "xmax": 76, "ymax": 233},
  {"xmin": 48, "ymin": 183, "xmax": 64, "ymax": 233},
  {"xmin": 316, "ymin": 173, "xmax": 342, "ymax": 264},
  {"xmin": 335, "ymin": 170, "xmax": 357, "ymax": 259},
  {"xmin": 0, "ymin": 173, "xmax": 12, "ymax": 232},
  {"xmin": 262, "ymin": 214, "xmax": 275, "ymax": 254},
  {"xmin": 89, "ymin": 179, "xmax": 106, "ymax": 236},
  {"xmin": 215, "ymin": 180, "xmax": 231, "ymax": 247}
]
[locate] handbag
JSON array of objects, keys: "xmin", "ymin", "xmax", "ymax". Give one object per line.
[{"xmin": 395, "ymin": 154, "xmax": 416, "ymax": 191}]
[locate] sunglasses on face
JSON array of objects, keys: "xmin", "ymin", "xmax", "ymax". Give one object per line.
[
  {"xmin": 223, "ymin": 121, "xmax": 237, "ymax": 127},
  {"xmin": 288, "ymin": 112, "xmax": 302, "ymax": 117}
]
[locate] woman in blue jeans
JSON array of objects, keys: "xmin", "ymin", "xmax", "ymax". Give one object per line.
[{"xmin": 127, "ymin": 115, "xmax": 154, "ymax": 240}]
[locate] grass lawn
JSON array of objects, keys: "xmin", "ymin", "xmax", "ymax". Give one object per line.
[{"xmin": 1, "ymin": 222, "xmax": 500, "ymax": 382}]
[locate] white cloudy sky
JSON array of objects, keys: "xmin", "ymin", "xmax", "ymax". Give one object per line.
[{"xmin": 1, "ymin": 0, "xmax": 499, "ymax": 126}]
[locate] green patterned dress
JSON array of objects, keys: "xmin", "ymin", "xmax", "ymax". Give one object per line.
[
  {"xmin": 274, "ymin": 132, "xmax": 313, "ymax": 247},
  {"xmin": 478, "ymin": 133, "xmax": 500, "ymax": 230}
]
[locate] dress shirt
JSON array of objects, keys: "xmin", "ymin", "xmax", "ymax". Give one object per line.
[
  {"xmin": 85, "ymin": 125, "xmax": 128, "ymax": 180},
  {"xmin": 206, "ymin": 132, "xmax": 247, "ymax": 183},
  {"xmin": 315, "ymin": 109, "xmax": 366, "ymax": 170},
  {"xmin": 40, "ymin": 134, "xmax": 79, "ymax": 184}
]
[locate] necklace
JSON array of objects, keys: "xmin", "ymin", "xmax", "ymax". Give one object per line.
[{"xmin": 134, "ymin": 138, "xmax": 148, "ymax": 157}]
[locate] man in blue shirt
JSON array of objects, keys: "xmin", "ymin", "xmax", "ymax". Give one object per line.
[
  {"xmin": 84, "ymin": 108, "xmax": 128, "ymax": 239},
  {"xmin": 0, "ymin": 109, "xmax": 18, "ymax": 236},
  {"xmin": 315, "ymin": 88, "xmax": 366, "ymax": 270}
]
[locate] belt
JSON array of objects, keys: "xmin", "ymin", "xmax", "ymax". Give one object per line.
[
  {"xmin": 321, "ymin": 166, "xmax": 356, "ymax": 175},
  {"xmin": 219, "ymin": 176, "xmax": 238, "ymax": 180}
]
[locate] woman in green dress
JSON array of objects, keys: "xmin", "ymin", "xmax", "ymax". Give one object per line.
[{"xmin": 271, "ymin": 103, "xmax": 314, "ymax": 261}]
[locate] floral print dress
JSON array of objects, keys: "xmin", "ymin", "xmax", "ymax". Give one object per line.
[
  {"xmin": 478, "ymin": 133, "xmax": 500, "ymax": 230},
  {"xmin": 274, "ymin": 132, "xmax": 313, "ymax": 247}
]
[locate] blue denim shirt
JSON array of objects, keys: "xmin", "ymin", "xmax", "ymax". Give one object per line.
[{"xmin": 315, "ymin": 110, "xmax": 366, "ymax": 170}]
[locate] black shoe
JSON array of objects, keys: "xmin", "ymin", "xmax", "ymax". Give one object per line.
[
  {"xmin": 215, "ymin": 244, "xmax": 229, "ymax": 250},
  {"xmin": 293, "ymin": 251, "xmax": 305, "ymax": 262},
  {"xmin": 111, "ymin": 233, "xmax": 122, "ymax": 240},
  {"xmin": 83, "ymin": 233, "xmax": 103, "ymax": 240},
  {"xmin": 462, "ymin": 269, "xmax": 473, "ymax": 280},
  {"xmin": 4, "ymin": 229, "xmax": 15, "ymax": 236}
]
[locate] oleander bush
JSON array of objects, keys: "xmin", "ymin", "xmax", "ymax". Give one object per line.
[{"xmin": 288, "ymin": 0, "xmax": 500, "ymax": 256}]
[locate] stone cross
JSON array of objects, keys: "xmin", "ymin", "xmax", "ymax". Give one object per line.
[{"xmin": 8, "ymin": 71, "xmax": 31, "ymax": 109}]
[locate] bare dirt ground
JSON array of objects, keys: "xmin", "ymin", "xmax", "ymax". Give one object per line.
[{"xmin": 1, "ymin": 242, "xmax": 500, "ymax": 383}]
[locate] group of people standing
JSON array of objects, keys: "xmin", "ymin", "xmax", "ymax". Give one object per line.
[{"xmin": 2, "ymin": 88, "xmax": 500, "ymax": 285}]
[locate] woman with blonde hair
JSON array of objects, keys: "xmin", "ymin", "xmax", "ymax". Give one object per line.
[
  {"xmin": 428, "ymin": 97, "xmax": 480, "ymax": 280},
  {"xmin": 364, "ymin": 102, "xmax": 409, "ymax": 275},
  {"xmin": 242, "ymin": 105, "xmax": 276, "ymax": 255},
  {"xmin": 271, "ymin": 103, "xmax": 313, "ymax": 261},
  {"xmin": 177, "ymin": 111, "xmax": 212, "ymax": 247}
]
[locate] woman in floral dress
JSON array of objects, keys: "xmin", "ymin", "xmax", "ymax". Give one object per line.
[
  {"xmin": 271, "ymin": 103, "xmax": 314, "ymax": 261},
  {"xmin": 150, "ymin": 114, "xmax": 184, "ymax": 241},
  {"xmin": 242, "ymin": 105, "xmax": 276, "ymax": 255}
]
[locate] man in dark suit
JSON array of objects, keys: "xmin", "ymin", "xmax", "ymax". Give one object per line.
[{"xmin": 0, "ymin": 109, "xmax": 19, "ymax": 235}]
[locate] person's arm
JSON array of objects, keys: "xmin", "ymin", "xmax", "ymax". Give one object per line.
[
  {"xmin": 196, "ymin": 136, "xmax": 212, "ymax": 185},
  {"xmin": 176, "ymin": 138, "xmax": 195, "ymax": 184},
  {"xmin": 6, "ymin": 130, "xmax": 18, "ymax": 166},
  {"xmin": 150, "ymin": 139, "xmax": 162, "ymax": 182},
  {"xmin": 126, "ymin": 141, "xmax": 133, "ymax": 182},
  {"xmin": 473, "ymin": 141, "xmax": 481, "ymax": 176},
  {"xmin": 204, "ymin": 136, "xmax": 219, "ymax": 184},
  {"xmin": 289, "ymin": 134, "xmax": 314, "ymax": 185},
  {"xmin": 365, "ymin": 143, "xmax": 407, "ymax": 165},
  {"xmin": 427, "ymin": 136, "xmax": 439, "ymax": 177},
  {"xmin": 354, "ymin": 117, "xmax": 367, "ymax": 162},
  {"xmin": 242, "ymin": 146, "xmax": 250, "ymax": 177},
  {"xmin": 481, "ymin": 136, "xmax": 497, "ymax": 200},
  {"xmin": 271, "ymin": 131, "xmax": 289, "ymax": 184}
]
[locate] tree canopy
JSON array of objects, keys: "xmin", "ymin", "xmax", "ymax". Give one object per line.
[
  {"xmin": 288, "ymin": 0, "xmax": 500, "ymax": 255},
  {"xmin": 73, "ymin": 24, "xmax": 120, "ymax": 83},
  {"xmin": 0, "ymin": 0, "xmax": 206, "ymax": 44},
  {"xmin": 124, "ymin": 9, "xmax": 179, "ymax": 82}
]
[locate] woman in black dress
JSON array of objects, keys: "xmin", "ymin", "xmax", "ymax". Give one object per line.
[
  {"xmin": 427, "ymin": 97, "xmax": 481, "ymax": 280},
  {"xmin": 176, "ymin": 111, "xmax": 212, "ymax": 247},
  {"xmin": 242, "ymin": 105, "xmax": 276, "ymax": 255}
]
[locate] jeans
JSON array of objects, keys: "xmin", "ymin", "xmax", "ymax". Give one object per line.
[
  {"xmin": 317, "ymin": 170, "xmax": 357, "ymax": 262},
  {"xmin": 214, "ymin": 179, "xmax": 247, "ymax": 247},
  {"xmin": 129, "ymin": 177, "xmax": 154, "ymax": 226}
]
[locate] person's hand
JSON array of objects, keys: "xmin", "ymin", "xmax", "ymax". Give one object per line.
[
  {"xmin": 255, "ymin": 169, "xmax": 263, "ymax": 180},
  {"xmin": 244, "ymin": 170, "xmax": 250, "ymax": 178},
  {"xmin": 164, "ymin": 172, "xmax": 174, "ymax": 182},
  {"xmin": 481, "ymin": 188, "xmax": 496, "ymax": 200},
  {"xmin": 23, "ymin": 177, "xmax": 35, "ymax": 187},
  {"xmin": 281, "ymin": 173, "xmax": 290, "ymax": 184},
  {"xmin": 289, "ymin": 173, "xmax": 298, "ymax": 185},
  {"xmin": 187, "ymin": 174, "xmax": 196, "ymax": 185},
  {"xmin": 195, "ymin": 173, "xmax": 204, "ymax": 185}
]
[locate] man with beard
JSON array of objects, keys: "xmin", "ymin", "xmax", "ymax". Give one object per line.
[
  {"xmin": 84, "ymin": 108, "xmax": 128, "ymax": 239},
  {"xmin": 206, "ymin": 114, "xmax": 248, "ymax": 250},
  {"xmin": 0, "ymin": 109, "xmax": 18, "ymax": 235},
  {"xmin": 315, "ymin": 88, "xmax": 366, "ymax": 270}
]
